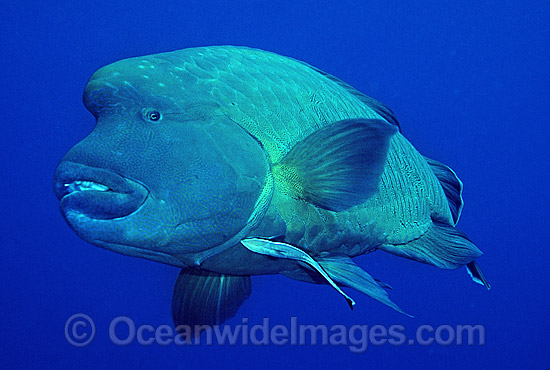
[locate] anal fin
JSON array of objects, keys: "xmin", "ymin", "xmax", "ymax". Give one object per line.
[{"xmin": 379, "ymin": 220, "xmax": 482, "ymax": 269}]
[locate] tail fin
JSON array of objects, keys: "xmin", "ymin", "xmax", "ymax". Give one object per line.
[{"xmin": 424, "ymin": 156, "xmax": 464, "ymax": 224}]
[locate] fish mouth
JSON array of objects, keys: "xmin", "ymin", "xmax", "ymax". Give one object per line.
[{"xmin": 53, "ymin": 161, "xmax": 149, "ymax": 220}]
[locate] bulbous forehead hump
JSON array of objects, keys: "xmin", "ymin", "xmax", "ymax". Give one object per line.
[
  {"xmin": 86, "ymin": 49, "xmax": 224, "ymax": 90},
  {"xmin": 82, "ymin": 53, "xmax": 216, "ymax": 114}
]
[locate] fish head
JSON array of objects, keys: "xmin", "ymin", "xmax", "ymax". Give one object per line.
[{"xmin": 53, "ymin": 55, "xmax": 270, "ymax": 266}]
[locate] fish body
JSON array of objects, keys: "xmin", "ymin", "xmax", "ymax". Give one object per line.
[{"xmin": 53, "ymin": 46, "xmax": 488, "ymax": 328}]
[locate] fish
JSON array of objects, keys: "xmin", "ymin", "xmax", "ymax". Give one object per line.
[{"xmin": 53, "ymin": 46, "xmax": 490, "ymax": 330}]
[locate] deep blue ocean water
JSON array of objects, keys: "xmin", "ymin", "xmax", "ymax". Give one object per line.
[{"xmin": 1, "ymin": 1, "xmax": 548, "ymax": 369}]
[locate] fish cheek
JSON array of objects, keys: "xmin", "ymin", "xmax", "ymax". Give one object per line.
[{"xmin": 153, "ymin": 118, "xmax": 269, "ymax": 248}]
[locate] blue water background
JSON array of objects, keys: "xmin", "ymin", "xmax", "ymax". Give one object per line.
[{"xmin": 1, "ymin": 1, "xmax": 548, "ymax": 369}]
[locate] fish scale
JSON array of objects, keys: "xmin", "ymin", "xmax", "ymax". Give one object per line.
[
  {"xmin": 174, "ymin": 47, "xmax": 379, "ymax": 160},
  {"xmin": 169, "ymin": 47, "xmax": 447, "ymax": 248},
  {"xmin": 55, "ymin": 46, "xmax": 489, "ymax": 329}
]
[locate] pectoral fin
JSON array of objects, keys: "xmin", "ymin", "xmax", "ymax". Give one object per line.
[
  {"xmin": 241, "ymin": 238, "xmax": 356, "ymax": 309},
  {"xmin": 171, "ymin": 268, "xmax": 251, "ymax": 331},
  {"xmin": 273, "ymin": 118, "xmax": 397, "ymax": 211}
]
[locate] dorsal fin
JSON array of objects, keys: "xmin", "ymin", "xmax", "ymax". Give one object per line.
[
  {"xmin": 273, "ymin": 118, "xmax": 397, "ymax": 212},
  {"xmin": 296, "ymin": 60, "xmax": 401, "ymax": 131},
  {"xmin": 424, "ymin": 156, "xmax": 464, "ymax": 224}
]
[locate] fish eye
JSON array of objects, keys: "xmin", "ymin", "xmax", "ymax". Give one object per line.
[
  {"xmin": 142, "ymin": 108, "xmax": 162, "ymax": 122},
  {"xmin": 147, "ymin": 110, "xmax": 161, "ymax": 121}
]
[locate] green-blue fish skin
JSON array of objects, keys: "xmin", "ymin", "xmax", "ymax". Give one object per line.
[{"xmin": 53, "ymin": 46, "xmax": 488, "ymax": 326}]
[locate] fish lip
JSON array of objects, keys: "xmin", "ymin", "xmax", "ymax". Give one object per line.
[
  {"xmin": 53, "ymin": 161, "xmax": 140, "ymax": 198},
  {"xmin": 53, "ymin": 161, "xmax": 149, "ymax": 220}
]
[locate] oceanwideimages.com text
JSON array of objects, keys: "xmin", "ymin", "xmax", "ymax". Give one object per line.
[{"xmin": 65, "ymin": 314, "xmax": 485, "ymax": 353}]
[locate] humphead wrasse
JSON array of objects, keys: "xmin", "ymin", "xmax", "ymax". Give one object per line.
[{"xmin": 53, "ymin": 46, "xmax": 489, "ymax": 328}]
